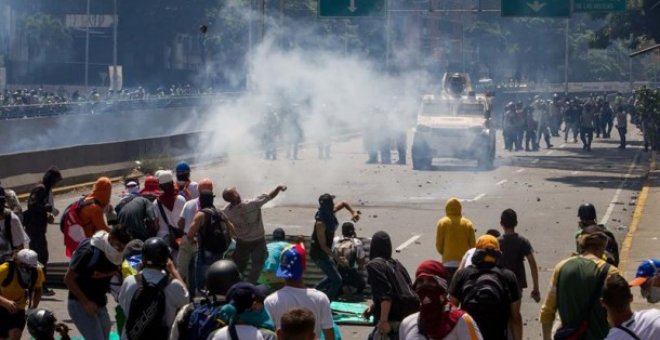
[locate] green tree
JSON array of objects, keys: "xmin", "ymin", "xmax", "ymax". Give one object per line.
[{"xmin": 21, "ymin": 14, "xmax": 72, "ymax": 62}]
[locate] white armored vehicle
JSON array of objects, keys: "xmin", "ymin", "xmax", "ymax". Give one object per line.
[{"xmin": 411, "ymin": 73, "xmax": 495, "ymax": 170}]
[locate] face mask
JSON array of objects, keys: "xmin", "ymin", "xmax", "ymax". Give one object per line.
[
  {"xmin": 645, "ymin": 286, "xmax": 660, "ymax": 304},
  {"xmin": 416, "ymin": 285, "xmax": 446, "ymax": 310},
  {"xmin": 18, "ymin": 266, "xmax": 32, "ymax": 285}
]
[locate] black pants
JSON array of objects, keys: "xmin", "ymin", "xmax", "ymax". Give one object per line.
[
  {"xmin": 580, "ymin": 127, "xmax": 594, "ymax": 150},
  {"xmin": 30, "ymin": 236, "xmax": 49, "ymax": 286},
  {"xmin": 338, "ymin": 266, "xmax": 366, "ymax": 293},
  {"xmin": 617, "ymin": 127, "xmax": 627, "ymax": 148},
  {"xmin": 525, "ymin": 129, "xmax": 537, "ymax": 151}
]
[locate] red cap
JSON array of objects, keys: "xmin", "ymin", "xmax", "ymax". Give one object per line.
[{"xmin": 140, "ymin": 176, "xmax": 162, "ymax": 196}]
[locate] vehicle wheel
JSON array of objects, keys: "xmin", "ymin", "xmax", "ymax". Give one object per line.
[{"xmin": 412, "ymin": 136, "xmax": 431, "ymax": 170}]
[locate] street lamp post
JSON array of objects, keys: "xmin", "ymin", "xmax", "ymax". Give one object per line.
[
  {"xmin": 84, "ymin": 0, "xmax": 90, "ymax": 91},
  {"xmin": 112, "ymin": 0, "xmax": 117, "ymax": 91}
]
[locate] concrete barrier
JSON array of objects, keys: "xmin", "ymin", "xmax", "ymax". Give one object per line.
[{"xmin": 0, "ymin": 131, "xmax": 216, "ymax": 193}]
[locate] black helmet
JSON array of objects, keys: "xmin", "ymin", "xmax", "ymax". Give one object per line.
[
  {"xmin": 578, "ymin": 203, "xmax": 597, "ymax": 221},
  {"xmin": 206, "ymin": 260, "xmax": 241, "ymax": 295},
  {"xmin": 142, "ymin": 237, "xmax": 170, "ymax": 267},
  {"xmin": 27, "ymin": 309, "xmax": 56, "ymax": 339}
]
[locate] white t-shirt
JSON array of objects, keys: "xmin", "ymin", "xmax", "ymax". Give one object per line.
[
  {"xmin": 207, "ymin": 325, "xmax": 276, "ymax": 340},
  {"xmin": 118, "ymin": 268, "xmax": 189, "ymax": 340},
  {"xmin": 154, "ymin": 196, "xmax": 186, "ymax": 238},
  {"xmin": 177, "ymin": 181, "xmax": 199, "ymax": 200},
  {"xmin": 0, "ymin": 211, "xmax": 29, "ymax": 256},
  {"xmin": 605, "ymin": 309, "xmax": 660, "ymax": 340},
  {"xmin": 264, "ymin": 286, "xmax": 334, "ymax": 338},
  {"xmin": 399, "ymin": 312, "xmax": 484, "ymax": 340},
  {"xmin": 461, "ymin": 248, "xmax": 477, "ymax": 269},
  {"xmin": 179, "ymin": 198, "xmax": 200, "ymax": 233}
]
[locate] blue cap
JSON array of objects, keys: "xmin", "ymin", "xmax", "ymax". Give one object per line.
[
  {"xmin": 175, "ymin": 161, "xmax": 190, "ymax": 174},
  {"xmin": 226, "ymin": 282, "xmax": 268, "ymax": 314},
  {"xmin": 276, "ymin": 245, "xmax": 305, "ymax": 280},
  {"xmin": 630, "ymin": 258, "xmax": 660, "ymax": 286}
]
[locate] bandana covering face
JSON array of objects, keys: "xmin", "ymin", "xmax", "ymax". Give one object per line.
[
  {"xmin": 90, "ymin": 231, "xmax": 123, "ymax": 265},
  {"xmin": 417, "ymin": 284, "xmax": 464, "ymax": 339}
]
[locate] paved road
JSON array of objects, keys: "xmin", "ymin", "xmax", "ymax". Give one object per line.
[{"xmin": 35, "ymin": 128, "xmax": 649, "ymax": 339}]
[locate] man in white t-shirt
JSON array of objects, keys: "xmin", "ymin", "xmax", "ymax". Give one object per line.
[
  {"xmin": 399, "ymin": 260, "xmax": 483, "ymax": 340},
  {"xmin": 154, "ymin": 171, "xmax": 186, "ymax": 240},
  {"xmin": 119, "ymin": 238, "xmax": 188, "ymax": 340},
  {"xmin": 264, "ymin": 244, "xmax": 335, "ymax": 340},
  {"xmin": 176, "ymin": 178, "xmax": 213, "ymax": 283},
  {"xmin": 602, "ymin": 273, "xmax": 660, "ymax": 340}
]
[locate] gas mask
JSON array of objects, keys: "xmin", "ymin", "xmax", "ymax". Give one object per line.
[{"xmin": 641, "ymin": 279, "xmax": 660, "ymax": 304}]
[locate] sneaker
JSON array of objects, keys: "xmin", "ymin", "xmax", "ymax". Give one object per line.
[{"xmin": 42, "ymin": 288, "xmax": 56, "ymax": 297}]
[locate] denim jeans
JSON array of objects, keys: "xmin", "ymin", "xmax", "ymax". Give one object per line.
[
  {"xmin": 67, "ymin": 299, "xmax": 111, "ymax": 340},
  {"xmin": 312, "ymin": 254, "xmax": 343, "ymax": 300},
  {"xmin": 193, "ymin": 250, "xmax": 223, "ymax": 296}
]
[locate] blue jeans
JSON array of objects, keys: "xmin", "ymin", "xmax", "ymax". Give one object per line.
[
  {"xmin": 313, "ymin": 254, "xmax": 342, "ymax": 300},
  {"xmin": 193, "ymin": 250, "xmax": 223, "ymax": 297},
  {"xmin": 67, "ymin": 299, "xmax": 111, "ymax": 340}
]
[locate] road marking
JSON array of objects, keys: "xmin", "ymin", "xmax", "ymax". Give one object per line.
[
  {"xmin": 408, "ymin": 196, "xmax": 436, "ymax": 200},
  {"xmin": 559, "ymin": 143, "xmax": 566, "ymax": 148},
  {"xmin": 571, "ymin": 171, "xmax": 580, "ymax": 175},
  {"xmin": 600, "ymin": 152, "xmax": 641, "ymax": 225},
  {"xmin": 532, "ymin": 159, "xmax": 540, "ymax": 164},
  {"xmin": 618, "ymin": 154, "xmax": 655, "ymax": 273},
  {"xmin": 496, "ymin": 180, "xmax": 508, "ymax": 186},
  {"xmin": 546, "ymin": 150, "xmax": 555, "ymax": 156},
  {"xmin": 395, "ymin": 234, "xmax": 422, "ymax": 253},
  {"xmin": 472, "ymin": 193, "xmax": 486, "ymax": 201},
  {"xmin": 515, "ymin": 168, "xmax": 526, "ymax": 173}
]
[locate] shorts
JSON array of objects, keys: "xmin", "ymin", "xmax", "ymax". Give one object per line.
[{"xmin": 0, "ymin": 307, "xmax": 26, "ymax": 337}]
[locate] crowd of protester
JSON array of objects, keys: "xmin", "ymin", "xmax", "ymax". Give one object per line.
[
  {"xmin": 0, "ymin": 162, "xmax": 659, "ymax": 340},
  {"xmin": 0, "ymin": 85, "xmax": 224, "ymax": 119}
]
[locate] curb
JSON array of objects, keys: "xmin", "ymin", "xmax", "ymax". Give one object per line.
[
  {"xmin": 17, "ymin": 131, "xmax": 363, "ymax": 201},
  {"xmin": 618, "ymin": 151, "xmax": 656, "ymax": 273}
]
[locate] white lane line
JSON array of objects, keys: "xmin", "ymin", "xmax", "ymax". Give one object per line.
[
  {"xmin": 472, "ymin": 193, "xmax": 486, "ymax": 201},
  {"xmin": 571, "ymin": 170, "xmax": 580, "ymax": 175},
  {"xmin": 408, "ymin": 196, "xmax": 436, "ymax": 200},
  {"xmin": 516, "ymin": 168, "xmax": 526, "ymax": 173},
  {"xmin": 559, "ymin": 143, "xmax": 566, "ymax": 148},
  {"xmin": 600, "ymin": 152, "xmax": 641, "ymax": 225},
  {"xmin": 496, "ymin": 179, "xmax": 508, "ymax": 186},
  {"xmin": 546, "ymin": 150, "xmax": 555, "ymax": 156},
  {"xmin": 395, "ymin": 234, "xmax": 422, "ymax": 253},
  {"xmin": 532, "ymin": 159, "xmax": 540, "ymax": 164}
]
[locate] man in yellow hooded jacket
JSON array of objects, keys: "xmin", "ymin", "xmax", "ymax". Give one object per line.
[{"xmin": 435, "ymin": 198, "xmax": 476, "ymax": 281}]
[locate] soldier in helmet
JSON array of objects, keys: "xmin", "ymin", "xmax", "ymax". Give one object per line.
[
  {"xmin": 524, "ymin": 98, "xmax": 539, "ymax": 151},
  {"xmin": 513, "ymin": 101, "xmax": 526, "ymax": 151},
  {"xmin": 563, "ymin": 100, "xmax": 580, "ymax": 143},
  {"xmin": 549, "ymin": 93, "xmax": 562, "ymax": 137},
  {"xmin": 502, "ymin": 102, "xmax": 517, "ymax": 151},
  {"xmin": 601, "ymin": 99, "xmax": 614, "ymax": 139},
  {"xmin": 579, "ymin": 102, "xmax": 596, "ymax": 151},
  {"xmin": 535, "ymin": 99, "xmax": 554, "ymax": 149}
]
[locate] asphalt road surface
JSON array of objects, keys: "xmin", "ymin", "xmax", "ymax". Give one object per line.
[{"xmin": 37, "ymin": 128, "xmax": 649, "ymax": 340}]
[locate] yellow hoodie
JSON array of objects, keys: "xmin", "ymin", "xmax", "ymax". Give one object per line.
[{"xmin": 435, "ymin": 198, "xmax": 476, "ymax": 266}]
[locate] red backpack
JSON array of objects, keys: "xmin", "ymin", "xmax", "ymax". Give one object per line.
[{"xmin": 60, "ymin": 197, "xmax": 99, "ymax": 257}]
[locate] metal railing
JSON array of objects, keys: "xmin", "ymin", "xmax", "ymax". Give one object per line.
[{"xmin": 0, "ymin": 92, "xmax": 243, "ymax": 120}]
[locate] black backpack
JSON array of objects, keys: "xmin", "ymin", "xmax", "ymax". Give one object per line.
[
  {"xmin": 1, "ymin": 210, "xmax": 14, "ymax": 260},
  {"xmin": 372, "ymin": 257, "xmax": 419, "ymax": 321},
  {"xmin": 125, "ymin": 273, "xmax": 171, "ymax": 340},
  {"xmin": 199, "ymin": 208, "xmax": 229, "ymax": 256},
  {"xmin": 461, "ymin": 266, "xmax": 509, "ymax": 339}
]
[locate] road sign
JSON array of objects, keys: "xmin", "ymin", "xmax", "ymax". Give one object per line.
[
  {"xmin": 318, "ymin": 0, "xmax": 386, "ymax": 17},
  {"xmin": 501, "ymin": 0, "xmax": 571, "ymax": 17},
  {"xmin": 574, "ymin": 0, "xmax": 626, "ymax": 12}
]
